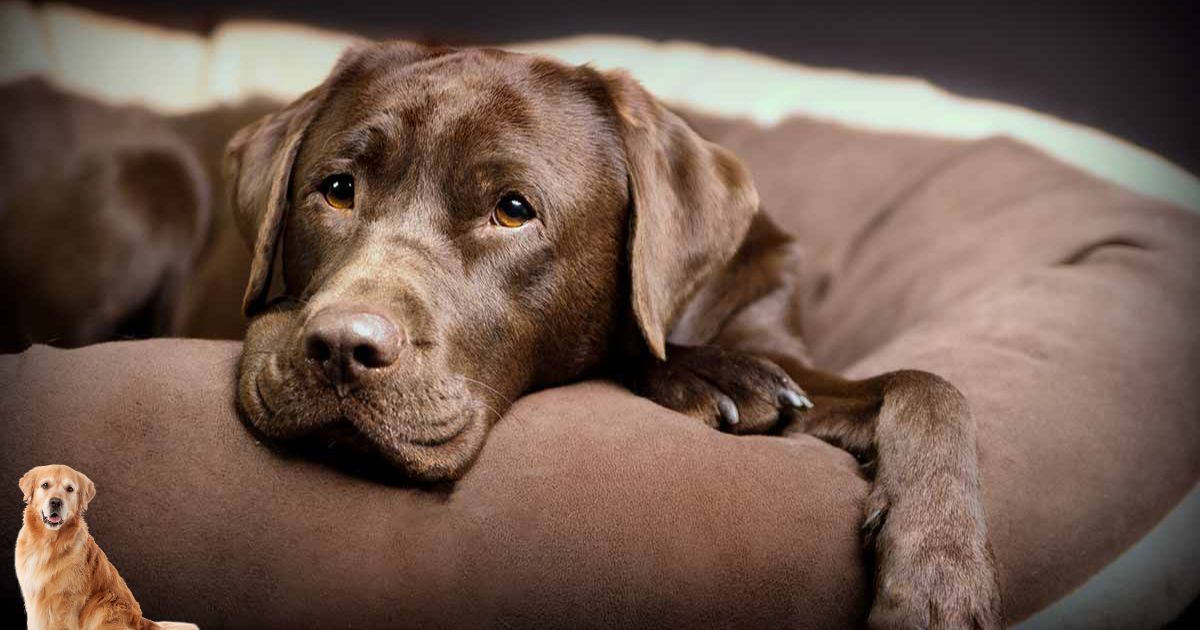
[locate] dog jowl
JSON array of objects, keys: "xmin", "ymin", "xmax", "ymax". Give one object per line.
[{"xmin": 230, "ymin": 41, "xmax": 1002, "ymax": 627}]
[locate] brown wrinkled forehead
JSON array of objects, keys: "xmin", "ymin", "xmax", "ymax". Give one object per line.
[
  {"xmin": 299, "ymin": 46, "xmax": 624, "ymax": 200},
  {"xmin": 351, "ymin": 47, "xmax": 610, "ymax": 126},
  {"xmin": 356, "ymin": 48, "xmax": 601, "ymax": 115}
]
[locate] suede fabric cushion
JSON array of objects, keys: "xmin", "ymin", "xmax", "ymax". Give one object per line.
[
  {"xmin": 3, "ymin": 114, "xmax": 1199, "ymax": 628},
  {"xmin": 0, "ymin": 340, "xmax": 868, "ymax": 627}
]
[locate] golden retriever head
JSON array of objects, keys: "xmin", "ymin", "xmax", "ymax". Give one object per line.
[{"xmin": 19, "ymin": 464, "xmax": 95, "ymax": 531}]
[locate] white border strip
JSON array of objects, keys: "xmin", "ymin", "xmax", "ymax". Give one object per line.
[
  {"xmin": 511, "ymin": 36, "xmax": 1200, "ymax": 214},
  {"xmin": 1, "ymin": 3, "xmax": 1196, "ymax": 212},
  {"xmin": 1016, "ymin": 483, "xmax": 1200, "ymax": 629}
]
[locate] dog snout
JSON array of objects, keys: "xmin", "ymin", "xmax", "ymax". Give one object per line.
[
  {"xmin": 303, "ymin": 306, "xmax": 402, "ymax": 389},
  {"xmin": 48, "ymin": 497, "xmax": 62, "ymax": 511}
]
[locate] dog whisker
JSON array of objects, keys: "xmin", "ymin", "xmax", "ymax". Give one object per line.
[{"xmin": 458, "ymin": 375, "xmax": 513, "ymax": 407}]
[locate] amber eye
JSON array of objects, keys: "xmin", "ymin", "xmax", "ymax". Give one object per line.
[
  {"xmin": 320, "ymin": 174, "xmax": 355, "ymax": 210},
  {"xmin": 40, "ymin": 482, "xmax": 49, "ymax": 490},
  {"xmin": 493, "ymin": 192, "xmax": 535, "ymax": 228}
]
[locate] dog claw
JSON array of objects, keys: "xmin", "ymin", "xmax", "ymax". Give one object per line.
[
  {"xmin": 862, "ymin": 506, "xmax": 886, "ymax": 538},
  {"xmin": 717, "ymin": 395, "xmax": 740, "ymax": 425},
  {"xmin": 779, "ymin": 389, "xmax": 813, "ymax": 410},
  {"xmin": 859, "ymin": 458, "xmax": 877, "ymax": 475}
]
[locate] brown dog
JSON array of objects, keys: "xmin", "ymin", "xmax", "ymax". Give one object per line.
[
  {"xmin": 230, "ymin": 42, "xmax": 1001, "ymax": 627},
  {"xmin": 0, "ymin": 79, "xmax": 212, "ymax": 353},
  {"xmin": 15, "ymin": 465, "xmax": 198, "ymax": 630},
  {"xmin": 0, "ymin": 80, "xmax": 291, "ymax": 351}
]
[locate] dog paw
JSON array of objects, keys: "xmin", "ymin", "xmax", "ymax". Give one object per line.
[
  {"xmin": 628, "ymin": 344, "xmax": 811, "ymax": 434},
  {"xmin": 865, "ymin": 489, "xmax": 1003, "ymax": 630}
]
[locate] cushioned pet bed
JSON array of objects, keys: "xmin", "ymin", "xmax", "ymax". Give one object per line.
[{"xmin": 1, "ymin": 4, "xmax": 1198, "ymax": 628}]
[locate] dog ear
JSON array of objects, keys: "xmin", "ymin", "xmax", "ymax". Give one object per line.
[
  {"xmin": 226, "ymin": 42, "xmax": 421, "ymax": 316},
  {"xmin": 601, "ymin": 71, "xmax": 760, "ymax": 359},
  {"xmin": 18, "ymin": 469, "xmax": 37, "ymax": 504},
  {"xmin": 77, "ymin": 473, "xmax": 96, "ymax": 513},
  {"xmin": 225, "ymin": 77, "xmax": 333, "ymax": 317}
]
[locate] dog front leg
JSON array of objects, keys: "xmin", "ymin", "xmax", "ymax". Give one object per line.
[
  {"xmin": 794, "ymin": 367, "xmax": 1002, "ymax": 630},
  {"xmin": 715, "ymin": 305, "xmax": 1002, "ymax": 629}
]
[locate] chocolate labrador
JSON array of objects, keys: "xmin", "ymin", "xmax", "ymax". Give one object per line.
[
  {"xmin": 0, "ymin": 79, "xmax": 211, "ymax": 352},
  {"xmin": 231, "ymin": 42, "xmax": 1001, "ymax": 628},
  {"xmin": 0, "ymin": 79, "xmax": 288, "ymax": 351}
]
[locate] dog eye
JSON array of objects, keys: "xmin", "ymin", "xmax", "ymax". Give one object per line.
[
  {"xmin": 40, "ymin": 482, "xmax": 48, "ymax": 490},
  {"xmin": 320, "ymin": 174, "xmax": 355, "ymax": 211},
  {"xmin": 66, "ymin": 486, "xmax": 74, "ymax": 493},
  {"xmin": 493, "ymin": 193, "xmax": 536, "ymax": 228}
]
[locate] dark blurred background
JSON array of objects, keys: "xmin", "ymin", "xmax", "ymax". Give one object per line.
[{"xmin": 71, "ymin": 0, "xmax": 1199, "ymax": 173}]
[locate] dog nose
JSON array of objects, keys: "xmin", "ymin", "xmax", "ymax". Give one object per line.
[
  {"xmin": 303, "ymin": 307, "xmax": 402, "ymax": 388},
  {"xmin": 48, "ymin": 498, "xmax": 62, "ymax": 510}
]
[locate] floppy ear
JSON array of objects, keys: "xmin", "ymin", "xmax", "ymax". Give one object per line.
[
  {"xmin": 225, "ymin": 80, "xmax": 331, "ymax": 317},
  {"xmin": 226, "ymin": 42, "xmax": 441, "ymax": 316},
  {"xmin": 77, "ymin": 473, "xmax": 96, "ymax": 513},
  {"xmin": 225, "ymin": 42, "xmax": 386, "ymax": 317},
  {"xmin": 602, "ymin": 71, "xmax": 760, "ymax": 360},
  {"xmin": 18, "ymin": 469, "xmax": 37, "ymax": 504}
]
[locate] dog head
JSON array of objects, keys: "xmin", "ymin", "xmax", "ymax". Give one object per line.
[
  {"xmin": 19, "ymin": 464, "xmax": 95, "ymax": 531},
  {"xmin": 230, "ymin": 42, "xmax": 758, "ymax": 482}
]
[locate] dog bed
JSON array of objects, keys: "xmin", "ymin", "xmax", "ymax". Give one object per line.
[{"xmin": 1, "ymin": 4, "xmax": 1198, "ymax": 627}]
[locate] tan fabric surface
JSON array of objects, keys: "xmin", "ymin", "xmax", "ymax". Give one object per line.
[
  {"xmin": 2, "ymin": 114, "xmax": 1198, "ymax": 627},
  {"xmin": 688, "ymin": 113, "xmax": 1200, "ymax": 622},
  {"xmin": 0, "ymin": 340, "xmax": 868, "ymax": 627}
]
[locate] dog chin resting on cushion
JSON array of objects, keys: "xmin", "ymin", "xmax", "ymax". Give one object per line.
[
  {"xmin": 15, "ymin": 465, "xmax": 198, "ymax": 630},
  {"xmin": 232, "ymin": 41, "xmax": 1002, "ymax": 628}
]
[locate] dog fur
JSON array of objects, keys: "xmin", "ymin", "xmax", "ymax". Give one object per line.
[
  {"xmin": 15, "ymin": 464, "xmax": 197, "ymax": 630},
  {"xmin": 229, "ymin": 42, "xmax": 1003, "ymax": 628},
  {"xmin": 0, "ymin": 80, "xmax": 211, "ymax": 353}
]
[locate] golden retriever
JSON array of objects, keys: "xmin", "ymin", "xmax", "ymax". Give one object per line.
[{"xmin": 15, "ymin": 464, "xmax": 198, "ymax": 630}]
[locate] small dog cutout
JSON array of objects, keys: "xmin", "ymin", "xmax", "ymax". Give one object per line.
[{"xmin": 15, "ymin": 464, "xmax": 198, "ymax": 630}]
